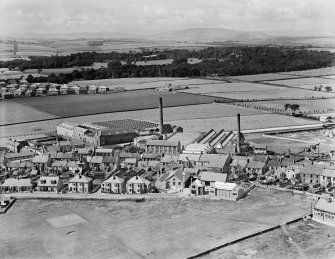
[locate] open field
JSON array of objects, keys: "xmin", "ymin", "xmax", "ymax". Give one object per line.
[
  {"xmin": 69, "ymin": 78, "xmax": 221, "ymax": 90},
  {"xmin": 204, "ymin": 88, "xmax": 335, "ymax": 100},
  {"xmin": 281, "ymin": 66, "xmax": 335, "ymax": 77},
  {"xmin": 203, "ymin": 219, "xmax": 335, "ymax": 259},
  {"xmin": 168, "ymin": 113, "xmax": 320, "ymax": 133},
  {"xmin": 179, "ymin": 82, "xmax": 281, "ymax": 95},
  {"xmin": 0, "ymin": 71, "xmax": 46, "ymax": 80},
  {"xmin": 247, "ymin": 99, "xmax": 335, "ymax": 114},
  {"xmin": 0, "ymin": 188, "xmax": 312, "ymax": 259},
  {"xmin": 25, "ymin": 67, "xmax": 76, "ymax": 76},
  {"xmin": 229, "ymin": 73, "xmax": 301, "ymax": 82},
  {"xmin": 11, "ymin": 90, "xmax": 214, "ymax": 117},
  {"xmin": 246, "ymin": 132, "xmax": 335, "ymax": 154},
  {"xmin": 0, "ymin": 103, "xmax": 265, "ymax": 137},
  {"xmin": 0, "ymin": 100, "xmax": 58, "ymax": 125},
  {"xmin": 0, "ymin": 42, "xmax": 57, "ymax": 57},
  {"xmin": 265, "ymin": 77, "xmax": 335, "ymax": 87}
]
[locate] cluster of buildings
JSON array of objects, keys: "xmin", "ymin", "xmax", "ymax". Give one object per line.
[
  {"xmin": 1, "ymin": 116, "xmax": 335, "ymax": 202},
  {"xmin": 0, "ymin": 80, "xmax": 125, "ymax": 99}
]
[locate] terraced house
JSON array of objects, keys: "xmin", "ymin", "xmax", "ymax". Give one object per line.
[{"xmin": 145, "ymin": 140, "xmax": 181, "ymax": 155}]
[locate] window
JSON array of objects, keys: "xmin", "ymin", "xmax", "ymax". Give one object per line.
[
  {"xmin": 178, "ymin": 182, "xmax": 181, "ymax": 186},
  {"xmin": 205, "ymin": 181, "xmax": 210, "ymax": 186},
  {"xmin": 173, "ymin": 182, "xmax": 175, "ymax": 185}
]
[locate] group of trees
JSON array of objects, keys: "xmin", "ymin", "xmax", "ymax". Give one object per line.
[
  {"xmin": 4, "ymin": 46, "xmax": 335, "ymax": 84},
  {"xmin": 314, "ymin": 85, "xmax": 333, "ymax": 92},
  {"xmin": 284, "ymin": 103, "xmax": 300, "ymax": 114}
]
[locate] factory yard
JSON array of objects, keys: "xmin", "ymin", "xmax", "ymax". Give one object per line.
[
  {"xmin": 203, "ymin": 219, "xmax": 335, "ymax": 259},
  {"xmin": 0, "ymin": 188, "xmax": 312, "ymax": 259}
]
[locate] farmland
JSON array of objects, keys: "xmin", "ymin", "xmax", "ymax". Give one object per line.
[
  {"xmin": 168, "ymin": 113, "xmax": 321, "ymax": 133},
  {"xmin": 265, "ymin": 77, "xmax": 335, "ymax": 87},
  {"xmin": 204, "ymin": 88, "xmax": 335, "ymax": 100},
  {"xmin": 69, "ymin": 77, "xmax": 222, "ymax": 90},
  {"xmin": 229, "ymin": 73, "xmax": 301, "ymax": 82},
  {"xmin": 281, "ymin": 66, "xmax": 335, "ymax": 77},
  {"xmin": 247, "ymin": 99, "xmax": 335, "ymax": 114},
  {"xmin": 11, "ymin": 90, "xmax": 215, "ymax": 117},
  {"xmin": 0, "ymin": 100, "xmax": 58, "ymax": 125},
  {"xmin": 179, "ymin": 82, "xmax": 281, "ymax": 95},
  {"xmin": 0, "ymin": 188, "xmax": 312, "ymax": 259}
]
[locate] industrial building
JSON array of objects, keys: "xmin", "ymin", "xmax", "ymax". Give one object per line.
[{"xmin": 56, "ymin": 98, "xmax": 180, "ymax": 147}]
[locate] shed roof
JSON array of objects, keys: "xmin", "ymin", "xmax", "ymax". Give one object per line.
[
  {"xmin": 146, "ymin": 140, "xmax": 180, "ymax": 147},
  {"xmin": 1, "ymin": 178, "xmax": 32, "ymax": 187},
  {"xmin": 69, "ymin": 174, "xmax": 93, "ymax": 183},
  {"xmin": 32, "ymin": 155, "xmax": 49, "ymax": 163},
  {"xmin": 315, "ymin": 198, "xmax": 335, "ymax": 214},
  {"xmin": 200, "ymin": 171, "xmax": 227, "ymax": 182}
]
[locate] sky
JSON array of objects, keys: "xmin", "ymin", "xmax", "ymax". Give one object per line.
[{"xmin": 1, "ymin": 0, "xmax": 334, "ymax": 36}]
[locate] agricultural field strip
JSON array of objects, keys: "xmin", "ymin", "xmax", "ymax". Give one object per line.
[
  {"xmin": 246, "ymin": 99, "xmax": 335, "ymax": 113},
  {"xmin": 10, "ymin": 91, "xmax": 215, "ymax": 118}
]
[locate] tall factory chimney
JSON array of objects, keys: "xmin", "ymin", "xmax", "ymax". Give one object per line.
[
  {"xmin": 159, "ymin": 97, "xmax": 164, "ymax": 134},
  {"xmin": 237, "ymin": 113, "xmax": 241, "ymax": 153}
]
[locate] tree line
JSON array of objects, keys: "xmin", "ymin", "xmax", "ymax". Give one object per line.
[{"xmin": 3, "ymin": 46, "xmax": 333, "ymax": 84}]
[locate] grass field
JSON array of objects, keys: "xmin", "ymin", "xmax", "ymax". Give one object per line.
[
  {"xmin": 179, "ymin": 82, "xmax": 281, "ymax": 95},
  {"xmin": 265, "ymin": 77, "xmax": 335, "ymax": 87},
  {"xmin": 247, "ymin": 99, "xmax": 335, "ymax": 114},
  {"xmin": 169, "ymin": 113, "xmax": 321, "ymax": 133},
  {"xmin": 229, "ymin": 73, "xmax": 301, "ymax": 82},
  {"xmin": 205, "ymin": 88, "xmax": 335, "ymax": 100},
  {"xmin": 11, "ymin": 90, "xmax": 214, "ymax": 117},
  {"xmin": 281, "ymin": 66, "xmax": 335, "ymax": 77},
  {"xmin": 0, "ymin": 188, "xmax": 312, "ymax": 259},
  {"xmin": 0, "ymin": 103, "xmax": 265, "ymax": 137},
  {"xmin": 0, "ymin": 101, "xmax": 58, "ymax": 125},
  {"xmin": 69, "ymin": 78, "xmax": 221, "ymax": 90},
  {"xmin": 204, "ymin": 220, "xmax": 335, "ymax": 259}
]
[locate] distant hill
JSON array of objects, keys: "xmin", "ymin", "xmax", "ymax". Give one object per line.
[{"xmin": 146, "ymin": 28, "xmax": 269, "ymax": 42}]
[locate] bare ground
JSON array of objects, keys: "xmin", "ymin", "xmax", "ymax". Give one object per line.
[{"xmin": 0, "ymin": 188, "xmax": 313, "ymax": 259}]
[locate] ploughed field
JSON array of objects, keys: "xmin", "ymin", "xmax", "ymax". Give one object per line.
[{"xmin": 11, "ymin": 89, "xmax": 215, "ymax": 117}]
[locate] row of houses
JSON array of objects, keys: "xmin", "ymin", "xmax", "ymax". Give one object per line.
[{"xmin": 0, "ymin": 81, "xmax": 125, "ymax": 99}]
